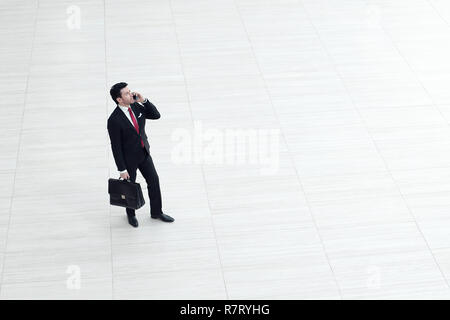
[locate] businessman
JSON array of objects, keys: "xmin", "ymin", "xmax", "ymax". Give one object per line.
[{"xmin": 107, "ymin": 82, "xmax": 174, "ymax": 227}]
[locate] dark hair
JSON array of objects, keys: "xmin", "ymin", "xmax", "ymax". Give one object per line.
[{"xmin": 110, "ymin": 82, "xmax": 128, "ymax": 105}]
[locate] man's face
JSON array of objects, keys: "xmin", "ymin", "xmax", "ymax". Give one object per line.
[{"xmin": 117, "ymin": 86, "xmax": 134, "ymax": 106}]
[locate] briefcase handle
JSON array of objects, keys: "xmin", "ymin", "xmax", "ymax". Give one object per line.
[{"xmin": 118, "ymin": 177, "xmax": 131, "ymax": 182}]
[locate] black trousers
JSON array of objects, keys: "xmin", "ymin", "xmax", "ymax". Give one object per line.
[{"xmin": 126, "ymin": 147, "xmax": 162, "ymax": 217}]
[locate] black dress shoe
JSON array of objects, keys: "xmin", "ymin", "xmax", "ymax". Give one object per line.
[
  {"xmin": 151, "ymin": 213, "xmax": 175, "ymax": 222},
  {"xmin": 127, "ymin": 215, "xmax": 139, "ymax": 227}
]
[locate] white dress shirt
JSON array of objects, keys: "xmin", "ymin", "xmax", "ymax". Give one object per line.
[
  {"xmin": 118, "ymin": 104, "xmax": 138, "ymax": 126},
  {"xmin": 117, "ymin": 99, "xmax": 148, "ymax": 174}
]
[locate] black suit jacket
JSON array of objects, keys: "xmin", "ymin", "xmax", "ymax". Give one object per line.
[{"xmin": 107, "ymin": 100, "xmax": 161, "ymax": 172}]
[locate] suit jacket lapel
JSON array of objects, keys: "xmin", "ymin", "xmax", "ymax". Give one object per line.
[
  {"xmin": 131, "ymin": 104, "xmax": 144, "ymax": 129},
  {"xmin": 115, "ymin": 106, "xmax": 140, "ymax": 136}
]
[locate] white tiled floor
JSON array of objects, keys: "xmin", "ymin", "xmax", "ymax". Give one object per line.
[{"xmin": 2, "ymin": 0, "xmax": 450, "ymax": 299}]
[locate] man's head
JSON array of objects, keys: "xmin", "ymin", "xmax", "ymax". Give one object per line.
[{"xmin": 110, "ymin": 82, "xmax": 134, "ymax": 106}]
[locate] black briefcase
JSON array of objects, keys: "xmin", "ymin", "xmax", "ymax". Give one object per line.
[{"xmin": 108, "ymin": 178, "xmax": 145, "ymax": 210}]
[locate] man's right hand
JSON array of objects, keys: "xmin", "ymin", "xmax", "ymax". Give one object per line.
[{"xmin": 120, "ymin": 171, "xmax": 130, "ymax": 180}]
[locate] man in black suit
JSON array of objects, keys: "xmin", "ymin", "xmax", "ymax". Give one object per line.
[{"xmin": 107, "ymin": 82, "xmax": 174, "ymax": 227}]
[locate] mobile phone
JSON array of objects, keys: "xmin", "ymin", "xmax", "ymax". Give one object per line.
[{"xmin": 133, "ymin": 93, "xmax": 137, "ymax": 100}]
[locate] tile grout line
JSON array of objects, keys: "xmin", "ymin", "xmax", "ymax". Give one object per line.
[
  {"xmin": 362, "ymin": 0, "xmax": 450, "ymax": 289},
  {"xmin": 167, "ymin": 0, "xmax": 230, "ymax": 300},
  {"xmin": 299, "ymin": 0, "xmax": 450, "ymax": 290},
  {"xmin": 232, "ymin": 0, "xmax": 343, "ymax": 299},
  {"xmin": 103, "ymin": 0, "xmax": 114, "ymax": 300},
  {"xmin": 427, "ymin": 0, "xmax": 450, "ymax": 42},
  {"xmin": 0, "ymin": 0, "xmax": 40, "ymax": 298},
  {"xmin": 424, "ymin": 1, "xmax": 450, "ymax": 121},
  {"xmin": 369, "ymin": 0, "xmax": 450, "ymax": 132},
  {"xmin": 0, "ymin": 265, "xmax": 227, "ymax": 287}
]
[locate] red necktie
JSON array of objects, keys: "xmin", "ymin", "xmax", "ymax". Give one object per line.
[{"xmin": 128, "ymin": 107, "xmax": 145, "ymax": 148}]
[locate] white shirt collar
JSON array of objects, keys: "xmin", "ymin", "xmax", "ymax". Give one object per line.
[{"xmin": 118, "ymin": 104, "xmax": 131, "ymax": 112}]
